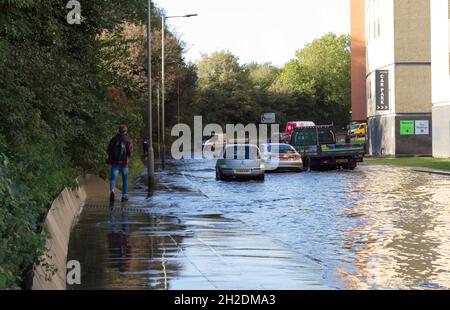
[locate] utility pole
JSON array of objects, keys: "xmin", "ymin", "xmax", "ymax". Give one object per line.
[
  {"xmin": 157, "ymin": 84, "xmax": 161, "ymax": 160},
  {"xmin": 146, "ymin": 0, "xmax": 155, "ymax": 194},
  {"xmin": 177, "ymin": 73, "xmax": 180, "ymax": 125},
  {"xmin": 161, "ymin": 16, "xmax": 166, "ymax": 169}
]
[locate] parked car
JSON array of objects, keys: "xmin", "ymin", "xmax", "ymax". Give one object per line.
[
  {"xmin": 216, "ymin": 144, "xmax": 265, "ymax": 181},
  {"xmin": 348, "ymin": 123, "xmax": 367, "ymax": 138},
  {"xmin": 260, "ymin": 143, "xmax": 303, "ymax": 172}
]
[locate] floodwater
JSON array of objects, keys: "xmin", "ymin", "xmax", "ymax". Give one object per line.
[{"xmin": 67, "ymin": 160, "xmax": 450, "ymax": 290}]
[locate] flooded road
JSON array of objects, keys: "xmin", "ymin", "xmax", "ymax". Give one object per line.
[{"xmin": 68, "ymin": 160, "xmax": 450, "ymax": 290}]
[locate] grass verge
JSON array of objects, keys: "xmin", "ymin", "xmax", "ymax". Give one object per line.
[{"xmin": 363, "ymin": 157, "xmax": 450, "ymax": 172}]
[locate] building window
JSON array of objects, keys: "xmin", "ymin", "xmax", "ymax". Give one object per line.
[
  {"xmin": 373, "ymin": 21, "xmax": 376, "ymax": 40},
  {"xmin": 378, "ymin": 17, "xmax": 381, "ymax": 36}
]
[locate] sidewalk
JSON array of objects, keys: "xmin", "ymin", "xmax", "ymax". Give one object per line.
[
  {"xmin": 363, "ymin": 157, "xmax": 450, "ymax": 175},
  {"xmin": 67, "ymin": 169, "xmax": 329, "ymax": 290},
  {"xmin": 412, "ymin": 168, "xmax": 450, "ymax": 176}
]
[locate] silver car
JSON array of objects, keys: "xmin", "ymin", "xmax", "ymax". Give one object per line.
[
  {"xmin": 260, "ymin": 143, "xmax": 303, "ymax": 172},
  {"xmin": 216, "ymin": 144, "xmax": 265, "ymax": 181}
]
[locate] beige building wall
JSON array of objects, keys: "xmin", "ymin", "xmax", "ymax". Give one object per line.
[
  {"xmin": 395, "ymin": 65, "xmax": 431, "ymax": 113},
  {"xmin": 394, "ymin": 0, "xmax": 431, "ymax": 114},
  {"xmin": 394, "ymin": 0, "xmax": 431, "ymax": 63},
  {"xmin": 431, "ymin": 0, "xmax": 450, "ymax": 158}
]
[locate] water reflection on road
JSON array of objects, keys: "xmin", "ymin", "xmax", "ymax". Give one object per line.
[{"xmin": 68, "ymin": 160, "xmax": 450, "ymax": 290}]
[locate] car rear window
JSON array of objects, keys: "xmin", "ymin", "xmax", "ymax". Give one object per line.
[
  {"xmin": 268, "ymin": 145, "xmax": 296, "ymax": 154},
  {"xmin": 318, "ymin": 129, "xmax": 335, "ymax": 144},
  {"xmin": 224, "ymin": 146, "xmax": 260, "ymax": 160}
]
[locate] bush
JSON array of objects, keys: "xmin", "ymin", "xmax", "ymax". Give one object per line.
[{"xmin": 0, "ymin": 133, "xmax": 78, "ymax": 289}]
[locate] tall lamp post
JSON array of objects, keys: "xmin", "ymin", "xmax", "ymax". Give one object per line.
[
  {"xmin": 157, "ymin": 84, "xmax": 161, "ymax": 159},
  {"xmin": 161, "ymin": 13, "xmax": 198, "ymax": 169},
  {"xmin": 146, "ymin": 0, "xmax": 155, "ymax": 194}
]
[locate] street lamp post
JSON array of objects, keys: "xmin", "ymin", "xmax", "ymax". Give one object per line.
[
  {"xmin": 161, "ymin": 13, "xmax": 198, "ymax": 169},
  {"xmin": 146, "ymin": 0, "xmax": 155, "ymax": 194},
  {"xmin": 157, "ymin": 83, "xmax": 161, "ymax": 159},
  {"xmin": 177, "ymin": 74, "xmax": 180, "ymax": 125}
]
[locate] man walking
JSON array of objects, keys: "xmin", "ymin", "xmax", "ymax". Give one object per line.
[{"xmin": 107, "ymin": 125, "xmax": 133, "ymax": 202}]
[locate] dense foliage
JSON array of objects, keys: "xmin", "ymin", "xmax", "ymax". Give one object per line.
[
  {"xmin": 193, "ymin": 52, "xmax": 259, "ymax": 125},
  {"xmin": 0, "ymin": 0, "xmax": 192, "ymax": 289}
]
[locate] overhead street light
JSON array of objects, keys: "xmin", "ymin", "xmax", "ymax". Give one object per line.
[{"xmin": 161, "ymin": 13, "xmax": 198, "ymax": 169}]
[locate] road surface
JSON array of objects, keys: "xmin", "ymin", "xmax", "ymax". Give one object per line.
[{"xmin": 68, "ymin": 159, "xmax": 450, "ymax": 290}]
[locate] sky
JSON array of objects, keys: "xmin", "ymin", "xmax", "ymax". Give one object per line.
[{"xmin": 154, "ymin": 0, "xmax": 350, "ymax": 67}]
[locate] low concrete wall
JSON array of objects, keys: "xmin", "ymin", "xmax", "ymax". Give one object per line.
[{"xmin": 32, "ymin": 175, "xmax": 112, "ymax": 290}]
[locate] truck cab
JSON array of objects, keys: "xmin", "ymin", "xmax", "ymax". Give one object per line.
[{"xmin": 285, "ymin": 121, "xmax": 316, "ymax": 136}]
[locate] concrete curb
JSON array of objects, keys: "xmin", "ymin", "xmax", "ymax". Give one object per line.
[
  {"xmin": 412, "ymin": 169, "xmax": 450, "ymax": 176},
  {"xmin": 31, "ymin": 175, "xmax": 112, "ymax": 290}
]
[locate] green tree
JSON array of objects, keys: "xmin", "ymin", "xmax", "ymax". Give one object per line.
[
  {"xmin": 246, "ymin": 62, "xmax": 280, "ymax": 92},
  {"xmin": 245, "ymin": 62, "xmax": 286, "ymax": 123},
  {"xmin": 273, "ymin": 33, "xmax": 351, "ymax": 129},
  {"xmin": 194, "ymin": 51, "xmax": 259, "ymax": 125},
  {"xmin": 99, "ymin": 21, "xmax": 197, "ymax": 145}
]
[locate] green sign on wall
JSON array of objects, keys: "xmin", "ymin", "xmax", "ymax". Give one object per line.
[{"xmin": 400, "ymin": 120, "xmax": 415, "ymax": 135}]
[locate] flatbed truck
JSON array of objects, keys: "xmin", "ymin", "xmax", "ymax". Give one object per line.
[{"xmin": 290, "ymin": 125, "xmax": 365, "ymax": 170}]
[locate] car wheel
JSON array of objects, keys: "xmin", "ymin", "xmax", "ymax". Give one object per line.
[
  {"xmin": 216, "ymin": 168, "xmax": 224, "ymax": 180},
  {"xmin": 344, "ymin": 160, "xmax": 357, "ymax": 170}
]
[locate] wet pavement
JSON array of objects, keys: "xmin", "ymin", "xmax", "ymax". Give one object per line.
[{"xmin": 67, "ymin": 159, "xmax": 450, "ymax": 290}]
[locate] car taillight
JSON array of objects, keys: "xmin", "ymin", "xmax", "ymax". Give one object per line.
[{"xmin": 273, "ymin": 153, "xmax": 301, "ymax": 159}]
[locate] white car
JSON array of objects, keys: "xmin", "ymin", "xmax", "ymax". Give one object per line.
[
  {"xmin": 202, "ymin": 133, "xmax": 227, "ymax": 152},
  {"xmin": 260, "ymin": 143, "xmax": 303, "ymax": 172}
]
